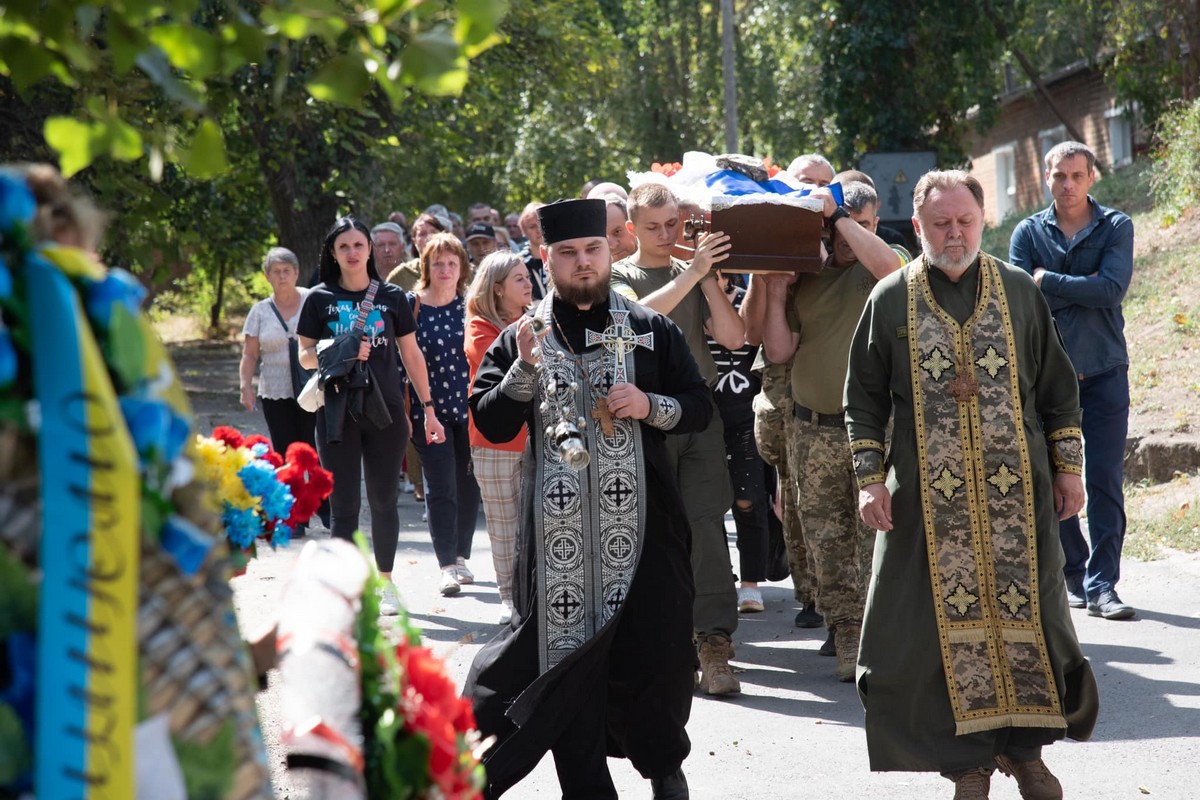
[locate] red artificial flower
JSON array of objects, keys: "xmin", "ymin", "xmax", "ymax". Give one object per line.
[
  {"xmin": 277, "ymin": 442, "xmax": 333, "ymax": 528},
  {"xmin": 243, "ymin": 434, "xmax": 283, "ymax": 467},
  {"xmin": 398, "ymin": 644, "xmax": 482, "ymax": 798},
  {"xmin": 211, "ymin": 425, "xmax": 245, "ymax": 449}
]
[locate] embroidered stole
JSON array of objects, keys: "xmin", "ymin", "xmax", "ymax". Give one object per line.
[
  {"xmin": 908, "ymin": 254, "xmax": 1064, "ymax": 735},
  {"xmin": 531, "ymin": 294, "xmax": 647, "ymax": 675}
]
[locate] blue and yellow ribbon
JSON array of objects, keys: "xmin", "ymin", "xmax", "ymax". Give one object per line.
[{"xmin": 28, "ymin": 253, "xmax": 139, "ymax": 799}]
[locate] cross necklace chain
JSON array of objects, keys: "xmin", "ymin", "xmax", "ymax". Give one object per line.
[{"xmin": 550, "ymin": 312, "xmax": 616, "ymax": 437}]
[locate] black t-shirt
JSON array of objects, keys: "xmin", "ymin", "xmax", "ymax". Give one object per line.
[{"xmin": 297, "ymin": 280, "xmax": 416, "ymax": 407}]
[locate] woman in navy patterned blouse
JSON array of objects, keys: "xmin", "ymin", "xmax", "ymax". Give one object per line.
[{"xmin": 409, "ymin": 232, "xmax": 483, "ymax": 597}]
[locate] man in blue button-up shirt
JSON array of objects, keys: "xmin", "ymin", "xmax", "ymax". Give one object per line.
[{"xmin": 1010, "ymin": 140, "xmax": 1136, "ymax": 621}]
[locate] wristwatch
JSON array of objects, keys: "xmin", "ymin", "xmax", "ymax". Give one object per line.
[
  {"xmin": 826, "ymin": 206, "xmax": 850, "ymax": 228},
  {"xmin": 421, "ymin": 400, "xmax": 435, "ymax": 409}
]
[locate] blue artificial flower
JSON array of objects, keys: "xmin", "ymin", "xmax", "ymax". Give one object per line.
[
  {"xmin": 85, "ymin": 268, "xmax": 146, "ymax": 327},
  {"xmin": 238, "ymin": 458, "xmax": 293, "ymax": 523},
  {"xmin": 119, "ymin": 396, "xmax": 191, "ymax": 466},
  {"xmin": 0, "ymin": 254, "xmax": 12, "ymax": 300},
  {"xmin": 249, "ymin": 442, "xmax": 270, "ymax": 459},
  {"xmin": 160, "ymin": 514, "xmax": 215, "ymax": 576},
  {"xmin": 0, "ymin": 329, "xmax": 15, "ymax": 389},
  {"xmin": 0, "ymin": 172, "xmax": 36, "ymax": 236},
  {"xmin": 221, "ymin": 504, "xmax": 261, "ymax": 549},
  {"xmin": 269, "ymin": 522, "xmax": 292, "ymax": 550}
]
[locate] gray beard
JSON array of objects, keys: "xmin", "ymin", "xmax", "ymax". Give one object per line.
[
  {"xmin": 920, "ymin": 232, "xmax": 980, "ymax": 276},
  {"xmin": 555, "ymin": 276, "xmax": 611, "ymax": 308}
]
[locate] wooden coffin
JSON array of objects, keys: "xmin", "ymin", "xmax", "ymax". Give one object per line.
[{"xmin": 681, "ymin": 200, "xmax": 825, "ymax": 274}]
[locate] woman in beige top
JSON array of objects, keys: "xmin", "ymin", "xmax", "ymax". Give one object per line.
[{"xmin": 239, "ymin": 247, "xmax": 328, "ymax": 533}]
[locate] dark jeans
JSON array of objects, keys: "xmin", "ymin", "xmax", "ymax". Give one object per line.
[
  {"xmin": 1060, "ymin": 365, "xmax": 1129, "ymax": 598},
  {"xmin": 723, "ymin": 417, "xmax": 771, "ymax": 583},
  {"xmin": 412, "ymin": 414, "xmax": 480, "ymax": 569},
  {"xmin": 316, "ymin": 403, "xmax": 408, "ymax": 572},
  {"xmin": 261, "ymin": 397, "xmax": 329, "ymax": 529}
]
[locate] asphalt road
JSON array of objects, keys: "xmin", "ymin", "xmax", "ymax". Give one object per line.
[{"xmin": 233, "ymin": 489, "xmax": 1200, "ymax": 800}]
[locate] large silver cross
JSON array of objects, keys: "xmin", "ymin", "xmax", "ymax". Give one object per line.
[{"xmin": 585, "ymin": 309, "xmax": 654, "ymax": 384}]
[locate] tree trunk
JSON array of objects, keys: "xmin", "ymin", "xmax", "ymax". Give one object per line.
[
  {"xmin": 253, "ymin": 120, "xmax": 340, "ymax": 288},
  {"xmin": 209, "ymin": 257, "xmax": 227, "ymax": 332},
  {"xmin": 981, "ymin": 0, "xmax": 1092, "ymax": 161}
]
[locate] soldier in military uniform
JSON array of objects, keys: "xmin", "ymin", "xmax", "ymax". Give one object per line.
[{"xmin": 746, "ymin": 182, "xmax": 904, "ymax": 680}]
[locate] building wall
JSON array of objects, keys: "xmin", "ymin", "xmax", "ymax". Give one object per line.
[{"xmin": 965, "ymin": 66, "xmax": 1141, "ymax": 226}]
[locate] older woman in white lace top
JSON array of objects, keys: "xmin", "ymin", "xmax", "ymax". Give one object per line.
[{"xmin": 239, "ymin": 247, "xmax": 327, "ymax": 533}]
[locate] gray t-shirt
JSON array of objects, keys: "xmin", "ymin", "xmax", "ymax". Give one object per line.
[
  {"xmin": 610, "ymin": 257, "xmax": 717, "ymax": 385},
  {"xmin": 242, "ymin": 289, "xmax": 309, "ymax": 399}
]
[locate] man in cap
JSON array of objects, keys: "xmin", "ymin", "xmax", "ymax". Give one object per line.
[
  {"xmin": 465, "ymin": 198, "xmax": 709, "ymax": 799},
  {"xmin": 465, "ymin": 222, "xmax": 500, "ymax": 265}
]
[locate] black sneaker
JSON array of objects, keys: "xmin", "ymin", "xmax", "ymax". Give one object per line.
[
  {"xmin": 794, "ymin": 601, "xmax": 823, "ymax": 628},
  {"xmin": 1088, "ymin": 590, "xmax": 1135, "ymax": 620},
  {"xmin": 1064, "ymin": 574, "xmax": 1086, "ymax": 609},
  {"xmin": 819, "ymin": 626, "xmax": 836, "ymax": 657}
]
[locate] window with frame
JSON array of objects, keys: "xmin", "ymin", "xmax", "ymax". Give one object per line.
[
  {"xmin": 992, "ymin": 143, "xmax": 1017, "ymax": 222},
  {"xmin": 1106, "ymin": 106, "xmax": 1134, "ymax": 168},
  {"xmin": 1038, "ymin": 125, "xmax": 1067, "ymax": 202}
]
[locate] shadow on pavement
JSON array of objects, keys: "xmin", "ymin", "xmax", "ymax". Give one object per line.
[{"xmin": 1080, "ymin": 641, "xmax": 1200, "ymax": 741}]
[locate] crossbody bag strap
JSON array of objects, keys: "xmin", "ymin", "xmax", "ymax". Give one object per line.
[
  {"xmin": 351, "ymin": 279, "xmax": 380, "ymax": 333},
  {"xmin": 267, "ymin": 300, "xmax": 292, "ymax": 336}
]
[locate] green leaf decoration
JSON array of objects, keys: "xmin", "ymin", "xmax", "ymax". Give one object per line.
[
  {"xmin": 148, "ymin": 24, "xmax": 220, "ymax": 80},
  {"xmin": 455, "ymin": 0, "xmax": 508, "ymax": 56},
  {"xmin": 0, "ymin": 547, "xmax": 37, "ymax": 640},
  {"xmin": 0, "ymin": 702, "xmax": 32, "ymax": 786},
  {"xmin": 44, "ymin": 116, "xmax": 104, "ymax": 177},
  {"xmin": 3, "ymin": 38, "xmax": 72, "ymax": 92},
  {"xmin": 172, "ymin": 719, "xmax": 236, "ymax": 800},
  {"xmin": 402, "ymin": 26, "xmax": 468, "ymax": 95},
  {"xmin": 307, "ymin": 53, "xmax": 371, "ymax": 106},
  {"xmin": 260, "ymin": 10, "xmax": 317, "ymax": 40},
  {"xmin": 108, "ymin": 19, "xmax": 144, "ymax": 75},
  {"xmin": 180, "ymin": 119, "xmax": 229, "ymax": 178},
  {"xmin": 108, "ymin": 118, "xmax": 144, "ymax": 162}
]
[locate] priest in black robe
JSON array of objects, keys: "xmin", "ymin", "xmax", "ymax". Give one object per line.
[{"xmin": 464, "ymin": 198, "xmax": 711, "ymax": 799}]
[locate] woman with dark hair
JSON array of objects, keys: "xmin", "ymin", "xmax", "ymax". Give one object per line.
[
  {"xmin": 409, "ymin": 231, "xmax": 481, "ymax": 597},
  {"xmin": 239, "ymin": 246, "xmax": 328, "ymax": 534},
  {"xmin": 464, "ymin": 251, "xmax": 533, "ymax": 624},
  {"xmin": 297, "ymin": 216, "xmax": 444, "ymax": 614}
]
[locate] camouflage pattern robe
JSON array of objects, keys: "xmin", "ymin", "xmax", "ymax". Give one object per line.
[{"xmin": 844, "ymin": 254, "xmax": 1099, "ymax": 773}]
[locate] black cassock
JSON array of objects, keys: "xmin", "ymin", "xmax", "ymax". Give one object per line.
[{"xmin": 464, "ymin": 292, "xmax": 712, "ymax": 796}]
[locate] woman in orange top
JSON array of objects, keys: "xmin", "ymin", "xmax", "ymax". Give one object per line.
[{"xmin": 465, "ymin": 251, "xmax": 533, "ymax": 625}]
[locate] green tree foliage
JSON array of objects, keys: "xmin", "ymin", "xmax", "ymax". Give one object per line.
[
  {"xmin": 1002, "ymin": 0, "xmax": 1200, "ymax": 132},
  {"xmin": 0, "ymin": 0, "xmax": 505, "ymax": 178},
  {"xmin": 813, "ymin": 0, "xmax": 1007, "ymax": 167},
  {"xmin": 0, "ymin": 0, "xmax": 505, "ymax": 329}
]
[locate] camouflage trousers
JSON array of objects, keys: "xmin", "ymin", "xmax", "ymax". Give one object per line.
[
  {"xmin": 754, "ymin": 403, "xmax": 815, "ymax": 603},
  {"xmin": 785, "ymin": 417, "xmax": 873, "ymax": 628}
]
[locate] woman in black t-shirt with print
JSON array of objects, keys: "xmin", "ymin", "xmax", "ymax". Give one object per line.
[{"xmin": 298, "ymin": 216, "xmax": 445, "ymax": 615}]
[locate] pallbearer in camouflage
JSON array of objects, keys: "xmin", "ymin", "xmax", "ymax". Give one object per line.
[
  {"xmin": 745, "ymin": 181, "xmax": 906, "ymax": 681},
  {"xmin": 751, "ymin": 357, "xmax": 817, "ymax": 619},
  {"xmin": 845, "ymin": 170, "xmax": 1098, "ymax": 800}
]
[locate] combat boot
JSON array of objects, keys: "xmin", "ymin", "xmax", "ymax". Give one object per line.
[
  {"xmin": 947, "ymin": 767, "xmax": 993, "ymax": 799},
  {"xmin": 994, "ymin": 754, "xmax": 1063, "ymax": 800},
  {"xmin": 834, "ymin": 623, "xmax": 861, "ymax": 682},
  {"xmin": 697, "ymin": 633, "xmax": 741, "ymax": 696}
]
